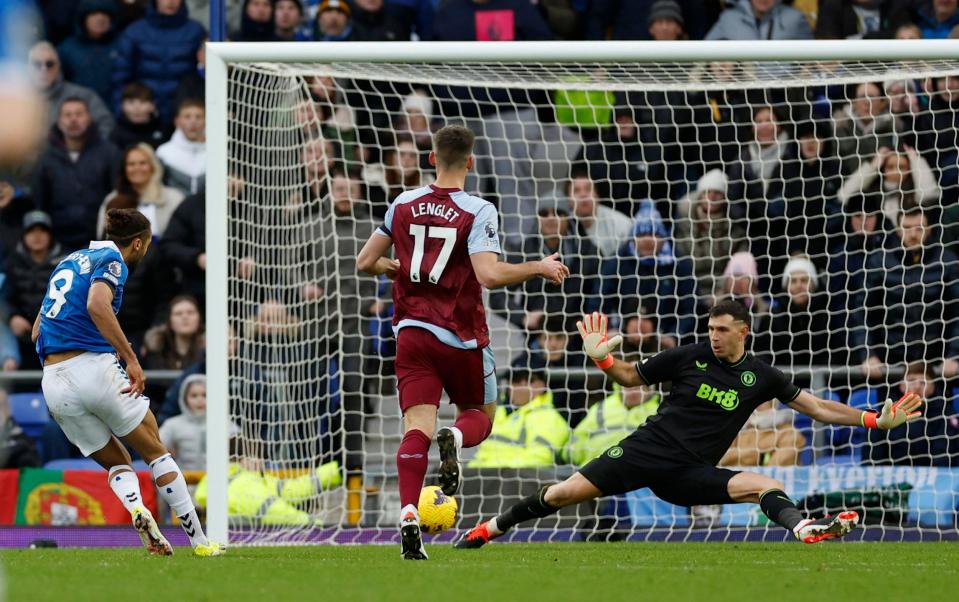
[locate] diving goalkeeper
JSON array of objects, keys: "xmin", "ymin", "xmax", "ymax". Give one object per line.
[{"xmin": 456, "ymin": 300, "xmax": 924, "ymax": 547}]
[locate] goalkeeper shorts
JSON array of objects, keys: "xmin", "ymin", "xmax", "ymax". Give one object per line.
[{"xmin": 580, "ymin": 441, "xmax": 740, "ymax": 506}]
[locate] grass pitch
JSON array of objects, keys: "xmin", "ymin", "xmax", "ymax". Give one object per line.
[{"xmin": 4, "ymin": 542, "xmax": 958, "ymax": 602}]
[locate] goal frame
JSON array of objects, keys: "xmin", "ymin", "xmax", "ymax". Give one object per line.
[{"xmin": 205, "ymin": 39, "xmax": 959, "ymax": 545}]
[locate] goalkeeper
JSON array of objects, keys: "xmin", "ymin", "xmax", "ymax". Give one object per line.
[{"xmin": 457, "ymin": 300, "xmax": 924, "ymax": 547}]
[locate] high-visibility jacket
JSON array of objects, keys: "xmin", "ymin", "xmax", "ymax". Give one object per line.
[
  {"xmin": 563, "ymin": 390, "xmax": 661, "ymax": 466},
  {"xmin": 468, "ymin": 392, "xmax": 570, "ymax": 468},
  {"xmin": 195, "ymin": 461, "xmax": 341, "ymax": 525}
]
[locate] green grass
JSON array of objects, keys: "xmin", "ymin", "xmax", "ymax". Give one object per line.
[{"xmin": 4, "ymin": 543, "xmax": 958, "ymax": 602}]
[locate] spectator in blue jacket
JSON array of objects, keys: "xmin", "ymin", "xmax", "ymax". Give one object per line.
[
  {"xmin": 905, "ymin": 0, "xmax": 959, "ymax": 38},
  {"xmin": 112, "ymin": 0, "xmax": 206, "ymax": 124},
  {"xmin": 57, "ymin": 0, "xmax": 118, "ymax": 107},
  {"xmin": 432, "ymin": 0, "xmax": 554, "ymax": 41},
  {"xmin": 600, "ymin": 200, "xmax": 697, "ymax": 343}
]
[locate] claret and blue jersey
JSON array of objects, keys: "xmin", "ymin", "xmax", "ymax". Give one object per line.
[{"xmin": 35, "ymin": 241, "xmax": 129, "ymax": 359}]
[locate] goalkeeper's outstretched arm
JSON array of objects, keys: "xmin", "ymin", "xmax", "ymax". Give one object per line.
[
  {"xmin": 577, "ymin": 311, "xmax": 645, "ymax": 388},
  {"xmin": 787, "ymin": 389, "xmax": 924, "ymax": 430}
]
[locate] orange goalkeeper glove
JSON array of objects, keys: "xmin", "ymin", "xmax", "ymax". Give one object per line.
[
  {"xmin": 576, "ymin": 312, "xmax": 622, "ymax": 370},
  {"xmin": 861, "ymin": 392, "xmax": 923, "ymax": 429}
]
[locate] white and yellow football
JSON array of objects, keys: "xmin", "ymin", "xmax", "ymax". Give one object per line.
[{"xmin": 418, "ymin": 486, "xmax": 458, "ymax": 534}]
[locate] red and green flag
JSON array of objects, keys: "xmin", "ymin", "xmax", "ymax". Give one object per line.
[{"xmin": 13, "ymin": 468, "xmax": 157, "ymax": 525}]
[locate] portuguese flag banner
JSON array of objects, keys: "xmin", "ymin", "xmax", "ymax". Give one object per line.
[{"xmin": 13, "ymin": 468, "xmax": 157, "ymax": 525}]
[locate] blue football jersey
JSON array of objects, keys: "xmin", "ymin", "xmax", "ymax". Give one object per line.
[{"xmin": 36, "ymin": 241, "xmax": 129, "ymax": 359}]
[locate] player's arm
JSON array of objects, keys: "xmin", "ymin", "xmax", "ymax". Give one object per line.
[
  {"xmin": 470, "ymin": 251, "xmax": 569, "ymax": 289},
  {"xmin": 577, "ymin": 311, "xmax": 645, "ymax": 387},
  {"xmin": 787, "ymin": 389, "xmax": 924, "ymax": 429},
  {"xmin": 31, "ymin": 312, "xmax": 40, "ymax": 344},
  {"xmin": 356, "ymin": 232, "xmax": 400, "ymax": 279},
  {"xmin": 87, "ymin": 282, "xmax": 145, "ymax": 396}
]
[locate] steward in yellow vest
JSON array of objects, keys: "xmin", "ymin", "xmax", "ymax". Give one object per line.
[
  {"xmin": 469, "ymin": 370, "xmax": 570, "ymax": 469},
  {"xmin": 563, "ymin": 384, "xmax": 661, "ymax": 466},
  {"xmin": 195, "ymin": 456, "xmax": 342, "ymax": 526}
]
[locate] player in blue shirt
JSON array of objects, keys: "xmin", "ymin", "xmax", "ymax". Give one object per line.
[{"xmin": 35, "ymin": 208, "xmax": 222, "ymax": 557}]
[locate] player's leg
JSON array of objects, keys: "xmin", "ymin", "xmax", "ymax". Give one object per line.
[
  {"xmin": 437, "ymin": 345, "xmax": 496, "ymax": 495},
  {"xmin": 455, "ymin": 472, "xmax": 603, "ymax": 548},
  {"xmin": 727, "ymin": 471, "xmax": 859, "ymax": 543},
  {"xmin": 120, "ymin": 411, "xmax": 222, "ymax": 556},
  {"xmin": 398, "ymin": 403, "xmax": 438, "ymax": 559},
  {"xmin": 395, "ymin": 327, "xmax": 445, "ymax": 559},
  {"xmin": 41, "ymin": 357, "xmax": 173, "ymax": 556},
  {"xmin": 87, "ymin": 435, "xmax": 175, "ymax": 556}
]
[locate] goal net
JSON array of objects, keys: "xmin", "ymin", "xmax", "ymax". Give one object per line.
[{"xmin": 205, "ymin": 41, "xmax": 959, "ymax": 546}]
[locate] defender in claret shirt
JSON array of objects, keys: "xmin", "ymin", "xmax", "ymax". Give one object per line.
[
  {"xmin": 357, "ymin": 125, "xmax": 569, "ymax": 560},
  {"xmin": 456, "ymin": 299, "xmax": 925, "ymax": 549}
]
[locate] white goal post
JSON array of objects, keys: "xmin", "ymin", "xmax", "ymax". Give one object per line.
[{"xmin": 206, "ymin": 40, "xmax": 959, "ymax": 546}]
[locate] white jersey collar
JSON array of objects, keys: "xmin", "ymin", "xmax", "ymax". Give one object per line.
[{"xmin": 89, "ymin": 240, "xmax": 120, "ymax": 253}]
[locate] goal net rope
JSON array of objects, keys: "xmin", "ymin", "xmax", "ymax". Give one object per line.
[{"xmin": 210, "ymin": 43, "xmax": 959, "ymax": 545}]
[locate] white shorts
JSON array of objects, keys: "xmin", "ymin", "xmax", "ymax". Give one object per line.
[{"xmin": 41, "ymin": 352, "xmax": 150, "ymax": 457}]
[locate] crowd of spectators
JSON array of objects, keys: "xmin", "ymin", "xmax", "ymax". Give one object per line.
[{"xmin": 2, "ymin": 0, "xmax": 959, "ymax": 473}]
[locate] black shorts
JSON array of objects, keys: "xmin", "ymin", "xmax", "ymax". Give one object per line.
[{"xmin": 579, "ymin": 435, "xmax": 740, "ymax": 506}]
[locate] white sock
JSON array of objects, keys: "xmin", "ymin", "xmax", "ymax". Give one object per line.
[
  {"xmin": 487, "ymin": 517, "xmax": 503, "ymax": 537},
  {"xmin": 108, "ymin": 465, "xmax": 142, "ymax": 513},
  {"xmin": 151, "ymin": 453, "xmax": 209, "ymax": 547},
  {"xmin": 400, "ymin": 503, "xmax": 419, "ymax": 523},
  {"xmin": 448, "ymin": 426, "xmax": 464, "ymax": 450}
]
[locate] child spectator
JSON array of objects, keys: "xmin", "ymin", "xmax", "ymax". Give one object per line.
[
  {"xmin": 111, "ymin": 82, "xmax": 171, "ymax": 150},
  {"xmin": 97, "ymin": 143, "xmax": 185, "ymax": 237},
  {"xmin": 156, "ymin": 98, "xmax": 206, "ymax": 196},
  {"xmin": 143, "ymin": 295, "xmax": 205, "ymax": 370},
  {"xmin": 158, "ymin": 374, "xmax": 207, "ymax": 471},
  {"xmin": 6, "ymin": 211, "xmax": 65, "ymax": 371}
]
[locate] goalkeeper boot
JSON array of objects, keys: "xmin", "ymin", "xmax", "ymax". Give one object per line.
[
  {"xmin": 794, "ymin": 511, "xmax": 860, "ymax": 544},
  {"xmin": 436, "ymin": 426, "xmax": 462, "ymax": 496},
  {"xmin": 400, "ymin": 509, "xmax": 428, "ymax": 560},
  {"xmin": 454, "ymin": 521, "xmax": 496, "ymax": 549},
  {"xmin": 193, "ymin": 542, "xmax": 226, "ymax": 557},
  {"xmin": 132, "ymin": 506, "xmax": 173, "ymax": 556}
]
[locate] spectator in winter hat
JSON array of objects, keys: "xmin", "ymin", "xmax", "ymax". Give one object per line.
[
  {"xmin": 314, "ymin": 0, "xmax": 353, "ymax": 41},
  {"xmin": 647, "ymin": 0, "xmax": 686, "ymax": 41}
]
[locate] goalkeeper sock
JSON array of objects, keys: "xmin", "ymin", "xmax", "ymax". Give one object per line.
[
  {"xmin": 759, "ymin": 488, "xmax": 804, "ymax": 531},
  {"xmin": 492, "ymin": 485, "xmax": 559, "ymax": 534},
  {"xmin": 151, "ymin": 453, "xmax": 209, "ymax": 547},
  {"xmin": 108, "ymin": 465, "xmax": 142, "ymax": 513},
  {"xmin": 397, "ymin": 429, "xmax": 431, "ymax": 508},
  {"xmin": 453, "ymin": 409, "xmax": 493, "ymax": 447}
]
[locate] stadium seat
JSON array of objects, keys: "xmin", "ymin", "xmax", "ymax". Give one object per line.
[
  {"xmin": 43, "ymin": 458, "xmax": 150, "ymax": 471},
  {"xmin": 9, "ymin": 392, "xmax": 49, "ymax": 439}
]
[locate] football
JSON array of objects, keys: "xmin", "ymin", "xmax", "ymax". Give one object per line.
[{"xmin": 418, "ymin": 486, "xmax": 458, "ymax": 534}]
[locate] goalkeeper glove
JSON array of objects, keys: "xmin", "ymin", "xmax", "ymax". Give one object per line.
[
  {"xmin": 576, "ymin": 312, "xmax": 622, "ymax": 370},
  {"xmin": 861, "ymin": 392, "xmax": 923, "ymax": 429}
]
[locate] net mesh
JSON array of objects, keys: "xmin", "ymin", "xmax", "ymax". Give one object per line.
[{"xmin": 222, "ymin": 57, "xmax": 959, "ymax": 545}]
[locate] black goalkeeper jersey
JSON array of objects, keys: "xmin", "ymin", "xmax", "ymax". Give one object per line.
[{"xmin": 633, "ymin": 341, "xmax": 801, "ymax": 466}]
